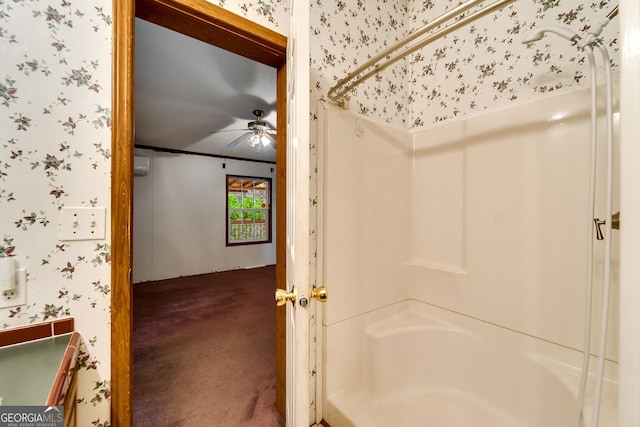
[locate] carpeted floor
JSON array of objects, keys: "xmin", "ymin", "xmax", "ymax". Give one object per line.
[{"xmin": 133, "ymin": 265, "xmax": 284, "ymax": 427}]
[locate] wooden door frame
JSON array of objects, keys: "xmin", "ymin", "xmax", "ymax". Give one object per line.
[{"xmin": 111, "ymin": 1, "xmax": 287, "ymax": 424}]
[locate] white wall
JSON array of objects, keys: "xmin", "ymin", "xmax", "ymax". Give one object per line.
[
  {"xmin": 408, "ymin": 86, "xmax": 619, "ymax": 361},
  {"xmin": 133, "ymin": 148, "xmax": 276, "ymax": 283},
  {"xmin": 322, "ymin": 84, "xmax": 620, "ymax": 378},
  {"xmin": 321, "ymin": 103, "xmax": 412, "ymax": 326}
]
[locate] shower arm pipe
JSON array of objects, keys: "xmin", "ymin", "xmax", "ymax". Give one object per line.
[
  {"xmin": 326, "ymin": 0, "xmax": 518, "ymax": 107},
  {"xmin": 577, "ymin": 5, "xmax": 619, "ymax": 50}
]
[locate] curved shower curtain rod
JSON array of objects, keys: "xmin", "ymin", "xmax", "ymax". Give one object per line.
[{"xmin": 327, "ymin": 0, "xmax": 518, "ymax": 108}]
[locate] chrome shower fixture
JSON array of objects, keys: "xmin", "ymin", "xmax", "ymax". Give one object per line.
[
  {"xmin": 522, "ymin": 5, "xmax": 619, "ymax": 49},
  {"xmin": 521, "ymin": 25, "xmax": 581, "ymax": 45},
  {"xmin": 581, "ymin": 5, "xmax": 619, "ymax": 47}
]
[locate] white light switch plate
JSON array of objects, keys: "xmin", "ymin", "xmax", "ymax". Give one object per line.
[{"xmin": 60, "ymin": 207, "xmax": 106, "ymax": 241}]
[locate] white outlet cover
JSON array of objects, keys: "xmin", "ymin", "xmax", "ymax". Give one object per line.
[
  {"xmin": 60, "ymin": 207, "xmax": 106, "ymax": 241},
  {"xmin": 0, "ymin": 266, "xmax": 26, "ymax": 309}
]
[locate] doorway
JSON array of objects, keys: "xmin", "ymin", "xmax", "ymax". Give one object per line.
[{"xmin": 111, "ymin": 1, "xmax": 287, "ymax": 424}]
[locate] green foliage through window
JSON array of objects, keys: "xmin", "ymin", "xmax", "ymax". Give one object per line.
[{"xmin": 226, "ymin": 176, "xmax": 271, "ymax": 245}]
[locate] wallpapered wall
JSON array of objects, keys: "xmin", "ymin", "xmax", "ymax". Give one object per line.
[
  {"xmin": 0, "ymin": 0, "xmax": 619, "ymax": 423},
  {"xmin": 310, "ymin": 0, "xmax": 619, "ymax": 127},
  {"xmin": 1, "ymin": 1, "xmax": 112, "ymax": 424}
]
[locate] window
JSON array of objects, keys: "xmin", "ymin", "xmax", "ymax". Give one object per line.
[{"xmin": 226, "ymin": 175, "xmax": 272, "ymax": 245}]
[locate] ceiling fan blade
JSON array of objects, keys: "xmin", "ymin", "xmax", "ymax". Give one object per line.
[
  {"xmin": 209, "ymin": 128, "xmax": 245, "ymax": 134},
  {"xmin": 227, "ymin": 132, "xmax": 252, "ymax": 148},
  {"xmin": 263, "ymin": 133, "xmax": 277, "ymax": 148},
  {"xmin": 265, "ymin": 128, "xmax": 277, "ymax": 135}
]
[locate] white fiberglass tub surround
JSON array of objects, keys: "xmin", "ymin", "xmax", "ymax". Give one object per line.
[
  {"xmin": 320, "ymin": 86, "xmax": 620, "ymax": 427},
  {"xmin": 323, "ymin": 300, "xmax": 618, "ymax": 427}
]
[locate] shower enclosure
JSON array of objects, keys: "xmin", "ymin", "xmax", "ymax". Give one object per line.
[
  {"xmin": 320, "ymin": 87, "xmax": 619, "ymax": 426},
  {"xmin": 318, "ymin": 0, "xmax": 620, "ymax": 425}
]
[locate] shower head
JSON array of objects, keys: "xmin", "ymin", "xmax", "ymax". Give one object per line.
[{"xmin": 521, "ymin": 26, "xmax": 581, "ymax": 45}]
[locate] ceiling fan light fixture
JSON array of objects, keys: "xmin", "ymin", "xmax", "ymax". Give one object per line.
[
  {"xmin": 222, "ymin": 109, "xmax": 277, "ymax": 150},
  {"xmin": 248, "ymin": 134, "xmax": 261, "ymax": 147}
]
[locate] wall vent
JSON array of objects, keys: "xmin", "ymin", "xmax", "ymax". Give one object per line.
[{"xmin": 134, "ymin": 156, "xmax": 150, "ymax": 176}]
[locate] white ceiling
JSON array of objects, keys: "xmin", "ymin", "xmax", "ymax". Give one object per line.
[{"xmin": 134, "ymin": 18, "xmax": 278, "ymax": 163}]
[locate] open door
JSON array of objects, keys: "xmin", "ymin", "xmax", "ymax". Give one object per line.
[{"xmin": 277, "ymin": 0, "xmax": 314, "ymax": 425}]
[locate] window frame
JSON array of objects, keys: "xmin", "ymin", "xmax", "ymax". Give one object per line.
[{"xmin": 225, "ymin": 174, "xmax": 273, "ymax": 246}]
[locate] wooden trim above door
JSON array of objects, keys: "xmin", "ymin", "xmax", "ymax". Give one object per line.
[
  {"xmin": 136, "ymin": 0, "xmax": 286, "ymax": 67},
  {"xmin": 111, "ymin": 1, "xmax": 287, "ymax": 424}
]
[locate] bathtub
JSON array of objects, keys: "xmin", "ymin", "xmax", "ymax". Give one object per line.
[{"xmin": 322, "ymin": 300, "xmax": 618, "ymax": 427}]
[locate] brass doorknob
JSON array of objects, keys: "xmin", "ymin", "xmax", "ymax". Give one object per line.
[
  {"xmin": 311, "ymin": 286, "xmax": 328, "ymax": 303},
  {"xmin": 275, "ymin": 287, "xmax": 296, "ymax": 306}
]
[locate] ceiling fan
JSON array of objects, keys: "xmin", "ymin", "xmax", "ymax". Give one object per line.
[{"xmin": 222, "ymin": 109, "xmax": 277, "ymax": 150}]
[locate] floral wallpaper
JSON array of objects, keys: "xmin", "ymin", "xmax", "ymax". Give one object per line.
[
  {"xmin": 310, "ymin": 0, "xmax": 619, "ymax": 127},
  {"xmin": 212, "ymin": 0, "xmax": 290, "ymax": 34},
  {"xmin": 406, "ymin": 0, "xmax": 619, "ymax": 125},
  {"xmin": 1, "ymin": 0, "xmax": 112, "ymax": 425}
]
